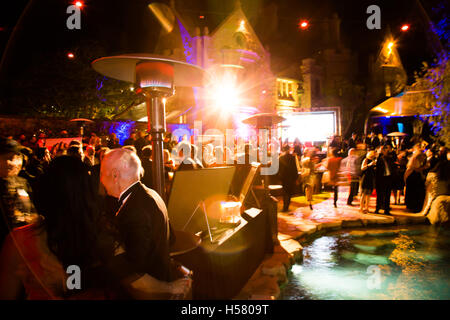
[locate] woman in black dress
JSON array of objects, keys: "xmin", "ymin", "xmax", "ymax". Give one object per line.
[
  {"xmin": 360, "ymin": 151, "xmax": 377, "ymax": 213},
  {"xmin": 404, "ymin": 145, "xmax": 427, "ymax": 213},
  {"xmin": 392, "ymin": 151, "xmax": 407, "ymax": 204}
]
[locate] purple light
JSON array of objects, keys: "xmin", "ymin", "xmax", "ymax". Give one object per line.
[
  {"xmin": 240, "ymin": 57, "xmax": 255, "ymax": 63},
  {"xmin": 177, "ymin": 19, "xmax": 194, "ymax": 64}
]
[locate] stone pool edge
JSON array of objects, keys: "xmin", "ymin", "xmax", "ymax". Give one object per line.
[{"xmin": 233, "ymin": 212, "xmax": 428, "ymax": 300}]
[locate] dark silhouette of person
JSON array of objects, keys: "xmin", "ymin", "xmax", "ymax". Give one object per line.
[
  {"xmin": 348, "ymin": 133, "xmax": 358, "ymax": 149},
  {"xmin": 365, "ymin": 132, "xmax": 380, "ymax": 150},
  {"xmin": 278, "ymin": 145, "xmax": 299, "ymax": 212},
  {"xmin": 124, "ymin": 132, "xmax": 137, "ymax": 147},
  {"xmin": 375, "ymin": 146, "xmax": 395, "ymax": 215},
  {"xmin": 140, "ymin": 145, "xmax": 153, "ymax": 189}
]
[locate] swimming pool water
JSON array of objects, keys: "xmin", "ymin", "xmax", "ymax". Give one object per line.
[{"xmin": 281, "ymin": 225, "xmax": 450, "ymax": 300}]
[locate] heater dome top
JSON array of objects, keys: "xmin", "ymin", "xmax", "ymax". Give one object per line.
[{"xmin": 92, "ymin": 53, "xmax": 207, "ymax": 87}]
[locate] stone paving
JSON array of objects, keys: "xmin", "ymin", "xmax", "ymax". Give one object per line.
[{"xmin": 234, "ymin": 186, "xmax": 428, "ymax": 300}]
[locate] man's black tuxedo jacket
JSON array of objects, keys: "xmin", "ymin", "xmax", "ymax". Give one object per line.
[
  {"xmin": 365, "ymin": 137, "xmax": 380, "ymax": 149},
  {"xmin": 278, "ymin": 153, "xmax": 299, "ymax": 185},
  {"xmin": 114, "ymin": 182, "xmax": 172, "ymax": 282},
  {"xmin": 375, "ymin": 155, "xmax": 395, "ymax": 183}
]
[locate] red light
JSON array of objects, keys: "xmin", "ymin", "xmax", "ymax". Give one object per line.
[
  {"xmin": 75, "ymin": 1, "xmax": 83, "ymax": 8},
  {"xmin": 199, "ymin": 15, "xmax": 205, "ymax": 19},
  {"xmin": 401, "ymin": 24, "xmax": 410, "ymax": 31},
  {"xmin": 299, "ymin": 20, "xmax": 309, "ymax": 29},
  {"xmin": 67, "ymin": 52, "xmax": 75, "ymax": 59}
]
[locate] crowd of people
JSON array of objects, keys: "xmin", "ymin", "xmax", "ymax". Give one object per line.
[
  {"xmin": 0, "ymin": 128, "xmax": 295, "ymax": 300},
  {"xmin": 278, "ymin": 132, "xmax": 450, "ymax": 216},
  {"xmin": 0, "ymin": 130, "xmax": 195, "ymax": 300},
  {"xmin": 0, "ymin": 127, "xmax": 449, "ymax": 299}
]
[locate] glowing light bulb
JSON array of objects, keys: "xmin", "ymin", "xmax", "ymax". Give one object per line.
[
  {"xmin": 299, "ymin": 20, "xmax": 309, "ymax": 29},
  {"xmin": 387, "ymin": 42, "xmax": 395, "ymax": 56},
  {"xmin": 238, "ymin": 20, "xmax": 246, "ymax": 32}
]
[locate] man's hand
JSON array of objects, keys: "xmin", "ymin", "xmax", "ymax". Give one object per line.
[{"xmin": 170, "ymin": 277, "xmax": 192, "ymax": 296}]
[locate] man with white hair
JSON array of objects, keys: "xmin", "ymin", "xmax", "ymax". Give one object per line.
[{"xmin": 100, "ymin": 148, "xmax": 173, "ymax": 282}]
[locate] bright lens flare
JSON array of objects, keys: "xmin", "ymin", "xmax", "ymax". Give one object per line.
[
  {"xmin": 387, "ymin": 41, "xmax": 394, "ymax": 56},
  {"xmin": 238, "ymin": 20, "xmax": 246, "ymax": 32},
  {"xmin": 212, "ymin": 78, "xmax": 240, "ymax": 114},
  {"xmin": 299, "ymin": 20, "xmax": 309, "ymax": 29},
  {"xmin": 75, "ymin": 1, "xmax": 83, "ymax": 8},
  {"xmin": 401, "ymin": 24, "xmax": 409, "ymax": 31}
]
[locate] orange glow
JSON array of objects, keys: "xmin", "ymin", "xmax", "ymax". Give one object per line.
[
  {"xmin": 299, "ymin": 20, "xmax": 309, "ymax": 29},
  {"xmin": 238, "ymin": 20, "xmax": 246, "ymax": 32},
  {"xmin": 386, "ymin": 41, "xmax": 395, "ymax": 56}
]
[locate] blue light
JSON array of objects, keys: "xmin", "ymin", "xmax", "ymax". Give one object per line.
[
  {"xmin": 178, "ymin": 19, "xmax": 194, "ymax": 64},
  {"xmin": 167, "ymin": 123, "xmax": 192, "ymax": 142},
  {"xmin": 379, "ymin": 117, "xmax": 391, "ymax": 135},
  {"xmin": 110, "ymin": 121, "xmax": 134, "ymax": 145},
  {"xmin": 435, "ymin": 16, "xmax": 449, "ymax": 43},
  {"xmin": 397, "ymin": 123, "xmax": 404, "ymax": 133},
  {"xmin": 96, "ymin": 78, "xmax": 104, "ymax": 91}
]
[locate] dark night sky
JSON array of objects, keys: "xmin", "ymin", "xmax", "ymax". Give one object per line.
[{"xmin": 0, "ymin": 0, "xmax": 445, "ymax": 87}]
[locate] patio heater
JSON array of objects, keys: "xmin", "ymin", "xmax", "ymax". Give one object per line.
[
  {"xmin": 242, "ymin": 113, "xmax": 285, "ymax": 162},
  {"xmin": 242, "ymin": 112, "xmax": 285, "ymax": 189},
  {"xmin": 92, "ymin": 54, "xmax": 206, "ymax": 200}
]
